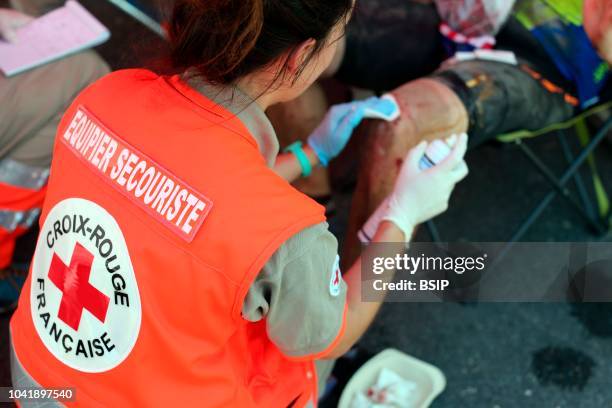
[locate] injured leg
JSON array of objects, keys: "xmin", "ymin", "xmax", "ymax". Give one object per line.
[
  {"xmin": 342, "ymin": 58, "xmax": 577, "ymax": 266},
  {"xmin": 342, "ymin": 78, "xmax": 468, "ymax": 268}
]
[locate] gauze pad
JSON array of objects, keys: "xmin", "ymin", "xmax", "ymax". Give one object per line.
[{"xmin": 363, "ymin": 94, "xmax": 401, "ymax": 122}]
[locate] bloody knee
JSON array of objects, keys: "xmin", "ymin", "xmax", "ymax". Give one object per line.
[{"xmin": 390, "ymin": 78, "xmax": 469, "ymax": 142}]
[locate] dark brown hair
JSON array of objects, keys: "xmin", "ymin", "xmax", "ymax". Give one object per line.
[{"xmin": 168, "ymin": 0, "xmax": 352, "ymax": 85}]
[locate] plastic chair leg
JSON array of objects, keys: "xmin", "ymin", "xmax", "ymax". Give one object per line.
[
  {"xmin": 558, "ymin": 131, "xmax": 596, "ymax": 221},
  {"xmin": 509, "ymin": 117, "xmax": 612, "ymax": 242}
]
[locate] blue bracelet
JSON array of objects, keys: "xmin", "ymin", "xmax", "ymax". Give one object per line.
[{"xmin": 284, "ymin": 141, "xmax": 312, "ymax": 177}]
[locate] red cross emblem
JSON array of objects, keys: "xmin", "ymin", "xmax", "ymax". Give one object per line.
[
  {"xmin": 333, "ymin": 269, "xmax": 340, "ymax": 286},
  {"xmin": 48, "ymin": 242, "xmax": 110, "ymax": 331}
]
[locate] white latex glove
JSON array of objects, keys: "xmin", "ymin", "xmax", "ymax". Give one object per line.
[
  {"xmin": 378, "ymin": 133, "xmax": 469, "ymax": 242},
  {"xmin": 0, "ymin": 8, "xmax": 33, "ymax": 43}
]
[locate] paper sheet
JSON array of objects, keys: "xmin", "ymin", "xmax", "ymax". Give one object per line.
[{"xmin": 0, "ymin": 0, "xmax": 109, "ymax": 77}]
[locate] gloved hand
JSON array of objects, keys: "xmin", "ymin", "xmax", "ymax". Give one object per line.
[
  {"xmin": 380, "ymin": 133, "xmax": 469, "ymax": 241},
  {"xmin": 307, "ymin": 97, "xmax": 398, "ymax": 166},
  {"xmin": 0, "ymin": 8, "xmax": 33, "ymax": 43}
]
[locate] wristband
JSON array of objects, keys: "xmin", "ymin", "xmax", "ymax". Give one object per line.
[{"xmin": 284, "ymin": 141, "xmax": 312, "ymax": 177}]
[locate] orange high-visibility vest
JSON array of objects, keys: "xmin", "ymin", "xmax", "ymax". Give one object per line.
[
  {"xmin": 0, "ymin": 162, "xmax": 48, "ymax": 269},
  {"xmin": 10, "ymin": 69, "xmax": 339, "ymax": 407}
]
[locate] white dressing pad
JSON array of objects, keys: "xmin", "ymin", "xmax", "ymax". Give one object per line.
[{"xmin": 363, "ymin": 94, "xmax": 401, "ymax": 122}]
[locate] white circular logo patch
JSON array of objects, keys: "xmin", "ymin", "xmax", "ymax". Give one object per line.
[{"xmin": 30, "ymin": 198, "xmax": 141, "ymax": 373}]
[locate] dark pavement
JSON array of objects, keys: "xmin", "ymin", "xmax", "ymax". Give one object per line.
[
  {"xmin": 322, "ymin": 136, "xmax": 612, "ymax": 407},
  {"xmin": 2, "ymin": 1, "xmax": 612, "ymax": 407}
]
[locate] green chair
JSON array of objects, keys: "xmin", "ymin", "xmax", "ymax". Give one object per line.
[{"xmin": 426, "ymin": 101, "xmax": 612, "ymax": 243}]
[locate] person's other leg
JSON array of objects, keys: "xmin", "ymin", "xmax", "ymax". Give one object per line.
[
  {"xmin": 0, "ymin": 51, "xmax": 109, "ymax": 271},
  {"xmin": 432, "ymin": 60, "xmax": 577, "ymax": 147},
  {"xmin": 0, "ymin": 50, "xmax": 110, "ymax": 167},
  {"xmin": 341, "ymin": 60, "xmax": 576, "ymax": 266}
]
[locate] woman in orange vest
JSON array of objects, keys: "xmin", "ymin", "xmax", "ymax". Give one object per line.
[{"xmin": 10, "ymin": 0, "xmax": 468, "ymax": 406}]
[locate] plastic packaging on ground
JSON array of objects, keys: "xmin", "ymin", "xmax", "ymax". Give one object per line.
[{"xmin": 350, "ymin": 368, "xmax": 418, "ymax": 408}]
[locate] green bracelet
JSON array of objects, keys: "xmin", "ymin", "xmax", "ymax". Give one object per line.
[{"xmin": 284, "ymin": 141, "xmax": 312, "ymax": 177}]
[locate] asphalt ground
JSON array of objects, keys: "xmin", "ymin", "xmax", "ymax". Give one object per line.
[{"xmin": 2, "ymin": 1, "xmax": 612, "ymax": 407}]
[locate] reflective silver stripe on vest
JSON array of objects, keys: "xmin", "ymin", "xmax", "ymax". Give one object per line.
[
  {"xmin": 11, "ymin": 337, "xmax": 63, "ymax": 408},
  {"xmin": 0, "ymin": 159, "xmax": 49, "ymax": 190},
  {"xmin": 0, "ymin": 208, "xmax": 40, "ymax": 232}
]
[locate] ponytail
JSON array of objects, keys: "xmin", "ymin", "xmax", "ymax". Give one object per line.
[
  {"xmin": 168, "ymin": 0, "xmax": 264, "ymax": 83},
  {"xmin": 168, "ymin": 0, "xmax": 353, "ymax": 85}
]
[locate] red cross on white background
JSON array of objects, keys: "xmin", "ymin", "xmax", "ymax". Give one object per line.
[
  {"xmin": 48, "ymin": 242, "xmax": 110, "ymax": 331},
  {"xmin": 333, "ymin": 269, "xmax": 340, "ymax": 286}
]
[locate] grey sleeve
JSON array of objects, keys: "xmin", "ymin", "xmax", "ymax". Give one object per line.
[{"xmin": 242, "ymin": 222, "xmax": 348, "ymax": 358}]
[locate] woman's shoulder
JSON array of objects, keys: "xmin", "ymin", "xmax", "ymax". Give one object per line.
[
  {"xmin": 73, "ymin": 68, "xmax": 164, "ymax": 105},
  {"xmin": 94, "ymin": 68, "xmax": 160, "ymax": 87}
]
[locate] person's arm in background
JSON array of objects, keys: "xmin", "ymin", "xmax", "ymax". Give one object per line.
[
  {"xmin": 584, "ymin": 0, "xmax": 612, "ymax": 64},
  {"xmin": 325, "ymin": 133, "xmax": 469, "ymax": 358}
]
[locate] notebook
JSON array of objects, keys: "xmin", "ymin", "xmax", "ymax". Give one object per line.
[{"xmin": 0, "ymin": 0, "xmax": 110, "ymax": 77}]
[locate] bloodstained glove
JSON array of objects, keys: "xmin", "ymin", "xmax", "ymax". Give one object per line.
[{"xmin": 379, "ymin": 133, "xmax": 469, "ymax": 242}]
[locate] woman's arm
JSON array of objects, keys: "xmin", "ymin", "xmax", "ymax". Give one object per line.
[
  {"xmin": 273, "ymin": 145, "xmax": 320, "ymax": 183},
  {"xmin": 325, "ymin": 221, "xmax": 404, "ymax": 358},
  {"xmin": 273, "ymin": 97, "xmax": 399, "ymax": 183},
  {"xmin": 324, "ymin": 134, "xmax": 469, "ymax": 358}
]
